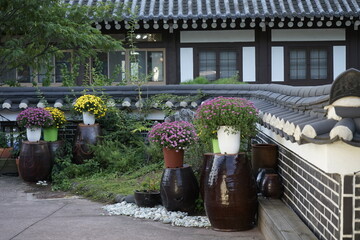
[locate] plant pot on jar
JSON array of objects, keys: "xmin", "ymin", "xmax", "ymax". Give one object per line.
[
  {"xmin": 217, "ymin": 126, "xmax": 241, "ymax": 154},
  {"xmin": 74, "ymin": 94, "xmax": 107, "ymax": 126},
  {"xmin": 163, "ymin": 148, "xmax": 184, "ymax": 168},
  {"xmin": 17, "ymin": 108, "xmax": 54, "ymax": 142},
  {"xmin": 148, "ymin": 121, "xmax": 198, "ymax": 169},
  {"xmin": 194, "ymin": 97, "xmax": 258, "ymax": 155},
  {"xmin": 43, "ymin": 127, "xmax": 58, "ymax": 142},
  {"xmin": 82, "ymin": 112, "xmax": 95, "ymax": 125},
  {"xmin": 134, "ymin": 190, "xmax": 162, "ymax": 208},
  {"xmin": 26, "ymin": 127, "xmax": 42, "ymax": 142},
  {"xmin": 211, "ymin": 139, "xmax": 220, "ymax": 154}
]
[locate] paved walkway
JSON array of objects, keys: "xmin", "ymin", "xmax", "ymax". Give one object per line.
[{"xmin": 0, "ymin": 175, "xmax": 265, "ymax": 240}]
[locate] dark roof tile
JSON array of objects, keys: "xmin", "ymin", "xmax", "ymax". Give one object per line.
[{"xmin": 70, "ymin": 0, "xmax": 360, "ymax": 21}]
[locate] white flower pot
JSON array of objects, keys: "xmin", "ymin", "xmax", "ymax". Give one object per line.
[
  {"xmin": 217, "ymin": 126, "xmax": 241, "ymax": 154},
  {"xmin": 26, "ymin": 127, "xmax": 42, "ymax": 142},
  {"xmin": 83, "ymin": 112, "xmax": 95, "ymax": 125}
]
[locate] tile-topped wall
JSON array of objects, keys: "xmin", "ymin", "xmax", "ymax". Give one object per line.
[
  {"xmin": 354, "ymin": 175, "xmax": 360, "ymax": 239},
  {"xmin": 255, "ymin": 132, "xmax": 357, "ymax": 240}
]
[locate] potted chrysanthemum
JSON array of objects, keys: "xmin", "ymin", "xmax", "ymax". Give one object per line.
[
  {"xmin": 194, "ymin": 96, "xmax": 258, "ymax": 154},
  {"xmin": 148, "ymin": 121, "xmax": 198, "ymax": 168},
  {"xmin": 17, "ymin": 108, "xmax": 54, "ymax": 142},
  {"xmin": 73, "ymin": 94, "xmax": 107, "ymax": 125},
  {"xmin": 43, "ymin": 107, "xmax": 66, "ymax": 142}
]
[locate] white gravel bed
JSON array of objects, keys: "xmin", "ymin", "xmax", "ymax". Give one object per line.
[{"xmin": 103, "ymin": 201, "xmax": 211, "ymax": 228}]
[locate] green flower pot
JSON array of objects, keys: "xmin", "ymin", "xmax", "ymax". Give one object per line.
[
  {"xmin": 43, "ymin": 127, "xmax": 58, "ymax": 142},
  {"xmin": 212, "ymin": 139, "xmax": 220, "ymax": 154}
]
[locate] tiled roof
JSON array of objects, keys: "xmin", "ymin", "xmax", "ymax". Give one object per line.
[
  {"xmin": 1, "ymin": 73, "xmax": 360, "ymax": 147},
  {"xmin": 67, "ymin": 0, "xmax": 360, "ymax": 21}
]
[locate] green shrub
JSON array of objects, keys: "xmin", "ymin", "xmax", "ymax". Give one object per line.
[
  {"xmin": 181, "ymin": 77, "xmax": 209, "ymax": 84},
  {"xmin": 51, "ymin": 141, "xmax": 101, "ymax": 191},
  {"xmin": 91, "ymin": 140, "xmax": 146, "ymax": 173},
  {"xmin": 181, "ymin": 75, "xmax": 247, "ymax": 85},
  {"xmin": 212, "ymin": 77, "xmax": 244, "ymax": 84}
]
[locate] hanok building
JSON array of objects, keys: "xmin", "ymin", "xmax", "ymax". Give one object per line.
[
  {"xmin": 1, "ymin": 1, "xmax": 360, "ymax": 240},
  {"xmin": 2, "ymin": 0, "xmax": 360, "ymax": 86}
]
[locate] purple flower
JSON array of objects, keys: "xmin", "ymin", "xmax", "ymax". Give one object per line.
[
  {"xmin": 17, "ymin": 108, "xmax": 54, "ymax": 129},
  {"xmin": 193, "ymin": 96, "xmax": 259, "ymax": 140},
  {"xmin": 148, "ymin": 121, "xmax": 198, "ymax": 150}
]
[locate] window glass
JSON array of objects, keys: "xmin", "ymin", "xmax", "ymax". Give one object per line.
[
  {"xmin": 289, "ymin": 49, "xmax": 306, "ymax": 80},
  {"xmin": 55, "ymin": 52, "xmax": 71, "ymax": 83},
  {"xmin": 0, "ymin": 68, "xmax": 16, "ymax": 83},
  {"xmin": 220, "ymin": 51, "xmax": 237, "ymax": 78},
  {"xmin": 93, "ymin": 52, "xmax": 108, "ymax": 76},
  {"xmin": 199, "ymin": 51, "xmax": 216, "ymax": 81},
  {"xmin": 147, "ymin": 51, "xmax": 164, "ymax": 82},
  {"xmin": 38, "ymin": 58, "xmax": 54, "ymax": 83},
  {"xmin": 310, "ymin": 49, "xmax": 327, "ymax": 79},
  {"xmin": 109, "ymin": 51, "xmax": 125, "ymax": 82},
  {"xmin": 130, "ymin": 51, "xmax": 146, "ymax": 80},
  {"xmin": 17, "ymin": 66, "xmax": 32, "ymax": 83}
]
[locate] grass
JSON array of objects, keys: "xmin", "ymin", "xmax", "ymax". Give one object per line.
[{"xmin": 70, "ymin": 162, "xmax": 163, "ymax": 203}]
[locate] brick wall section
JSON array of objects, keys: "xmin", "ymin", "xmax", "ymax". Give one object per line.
[
  {"xmin": 355, "ymin": 175, "xmax": 360, "ymax": 239},
  {"xmin": 58, "ymin": 121, "xmax": 79, "ymax": 142},
  {"xmin": 256, "ymin": 132, "xmax": 341, "ymax": 240}
]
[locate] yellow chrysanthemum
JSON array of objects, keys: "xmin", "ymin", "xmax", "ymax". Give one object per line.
[
  {"xmin": 44, "ymin": 107, "xmax": 66, "ymax": 128},
  {"xmin": 74, "ymin": 94, "xmax": 107, "ymax": 119}
]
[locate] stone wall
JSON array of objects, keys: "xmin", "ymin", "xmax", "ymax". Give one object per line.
[{"xmin": 256, "ymin": 131, "xmax": 360, "ymax": 240}]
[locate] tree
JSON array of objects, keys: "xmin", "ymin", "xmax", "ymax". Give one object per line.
[{"xmin": 0, "ymin": 0, "xmax": 123, "ymax": 84}]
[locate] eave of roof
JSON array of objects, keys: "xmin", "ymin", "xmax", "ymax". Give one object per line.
[{"xmin": 66, "ymin": 0, "xmax": 360, "ymax": 21}]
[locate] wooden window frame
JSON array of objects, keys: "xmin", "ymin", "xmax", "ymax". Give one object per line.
[
  {"xmin": 193, "ymin": 46, "xmax": 242, "ymax": 81},
  {"xmin": 284, "ymin": 44, "xmax": 333, "ymax": 85},
  {"xmin": 94, "ymin": 48, "xmax": 166, "ymax": 84}
]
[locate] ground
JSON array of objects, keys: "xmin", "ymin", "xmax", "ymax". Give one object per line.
[{"xmin": 0, "ymin": 175, "xmax": 265, "ymax": 240}]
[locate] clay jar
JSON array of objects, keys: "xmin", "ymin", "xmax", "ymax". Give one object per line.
[
  {"xmin": 251, "ymin": 144, "xmax": 278, "ymax": 176},
  {"xmin": 134, "ymin": 190, "xmax": 162, "ymax": 208},
  {"xmin": 204, "ymin": 153, "xmax": 257, "ymax": 231},
  {"xmin": 256, "ymin": 168, "xmax": 276, "ymax": 190},
  {"xmin": 18, "ymin": 141, "xmax": 52, "ymax": 182},
  {"xmin": 72, "ymin": 123, "xmax": 101, "ymax": 164},
  {"xmin": 160, "ymin": 164, "xmax": 199, "ymax": 213},
  {"xmin": 261, "ymin": 173, "xmax": 283, "ymax": 199}
]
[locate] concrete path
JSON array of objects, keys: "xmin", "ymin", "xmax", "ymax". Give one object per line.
[{"xmin": 0, "ymin": 175, "xmax": 265, "ymax": 240}]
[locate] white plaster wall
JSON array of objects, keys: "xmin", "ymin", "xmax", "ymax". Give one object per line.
[
  {"xmin": 242, "ymin": 47, "xmax": 256, "ymax": 82},
  {"xmin": 180, "ymin": 48, "xmax": 194, "ymax": 83},
  {"xmin": 180, "ymin": 30, "xmax": 255, "ymax": 43},
  {"xmin": 271, "ymin": 47, "xmax": 284, "ymax": 82},
  {"xmin": 272, "ymin": 29, "xmax": 346, "ymax": 42},
  {"xmin": 333, "ymin": 46, "xmax": 346, "ymax": 80},
  {"xmin": 0, "ymin": 112, "xmax": 19, "ymax": 121},
  {"xmin": 260, "ymin": 126, "xmax": 360, "ymax": 175}
]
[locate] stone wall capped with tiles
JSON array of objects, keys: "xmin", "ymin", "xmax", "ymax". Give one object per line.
[{"xmin": 256, "ymin": 132, "xmax": 343, "ymax": 240}]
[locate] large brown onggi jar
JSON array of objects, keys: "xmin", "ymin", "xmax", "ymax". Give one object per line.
[
  {"xmin": 19, "ymin": 141, "xmax": 52, "ymax": 182},
  {"xmin": 204, "ymin": 153, "xmax": 257, "ymax": 231}
]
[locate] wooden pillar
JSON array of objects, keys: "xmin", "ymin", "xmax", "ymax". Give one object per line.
[
  {"xmin": 165, "ymin": 31, "xmax": 179, "ymax": 84},
  {"xmin": 255, "ymin": 29, "xmax": 271, "ymax": 84},
  {"xmin": 346, "ymin": 27, "xmax": 360, "ymax": 69}
]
